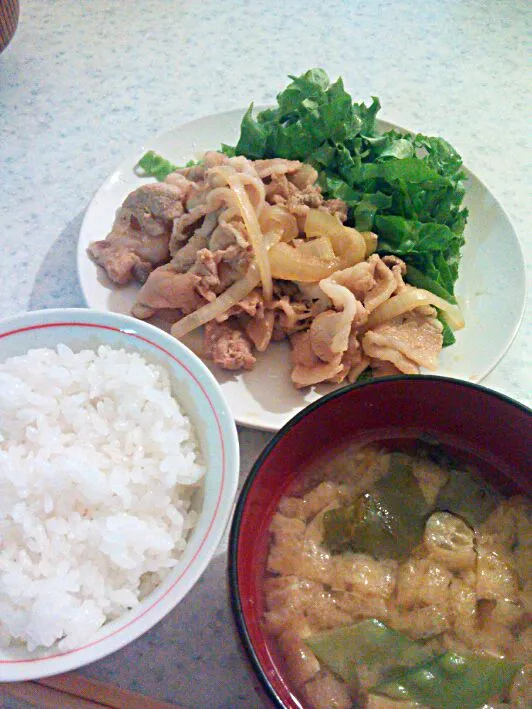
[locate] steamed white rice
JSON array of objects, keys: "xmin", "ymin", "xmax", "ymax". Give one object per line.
[{"xmin": 0, "ymin": 344, "xmax": 205, "ymax": 651}]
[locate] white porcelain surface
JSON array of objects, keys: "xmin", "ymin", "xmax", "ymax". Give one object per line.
[
  {"xmin": 1, "ymin": 0, "xmax": 530, "ymax": 705},
  {"xmin": 78, "ymin": 111, "xmax": 526, "ymax": 431},
  {"xmin": 0, "ymin": 309, "xmax": 239, "ymax": 682}
]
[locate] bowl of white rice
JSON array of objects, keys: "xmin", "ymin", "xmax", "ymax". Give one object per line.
[{"xmin": 0, "ymin": 308, "xmax": 239, "ymax": 681}]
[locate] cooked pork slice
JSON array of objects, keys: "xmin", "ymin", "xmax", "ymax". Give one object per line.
[
  {"xmin": 131, "ymin": 264, "xmax": 205, "ymax": 319},
  {"xmin": 188, "ymin": 248, "xmax": 221, "ymax": 301},
  {"xmin": 333, "ymin": 331, "xmax": 370, "ymax": 384},
  {"xmin": 203, "ymin": 321, "xmax": 256, "ymax": 371},
  {"xmin": 171, "ymin": 228, "xmax": 212, "ymax": 273},
  {"xmin": 216, "ymin": 289, "xmax": 264, "ymax": 324},
  {"xmin": 88, "ymin": 236, "xmax": 155, "ymax": 286},
  {"xmin": 290, "ymin": 329, "xmax": 346, "ymax": 388},
  {"xmin": 291, "ymin": 356, "xmax": 344, "ymax": 389},
  {"xmin": 289, "ymin": 164, "xmax": 319, "ymax": 190},
  {"xmin": 369, "ymin": 358, "xmax": 403, "ymax": 378},
  {"xmin": 88, "ymin": 182, "xmax": 187, "ymax": 285},
  {"xmin": 363, "ymin": 256, "xmax": 399, "ymax": 312},
  {"xmin": 169, "ymin": 205, "xmax": 209, "ymax": 255},
  {"xmin": 245, "ymin": 310, "xmax": 275, "ymax": 352},
  {"xmin": 309, "ymin": 310, "xmax": 346, "ymax": 363},
  {"xmin": 163, "ymin": 172, "xmax": 195, "ymax": 202},
  {"xmin": 362, "ymin": 310, "xmax": 444, "ymax": 373},
  {"xmin": 321, "ymin": 198, "xmax": 348, "ymax": 223},
  {"xmin": 253, "ymin": 158, "xmax": 303, "ymax": 179},
  {"xmin": 291, "ymin": 330, "xmax": 321, "ymax": 369},
  {"xmin": 216, "ymin": 244, "xmax": 253, "ymax": 290},
  {"xmin": 362, "ymin": 339, "xmax": 419, "ymax": 375},
  {"xmin": 333, "ymin": 259, "xmax": 378, "ymax": 301},
  {"xmin": 209, "ymin": 222, "xmax": 238, "ymax": 251},
  {"xmin": 175, "ymin": 150, "xmax": 231, "ymax": 184},
  {"xmin": 271, "ymin": 296, "xmax": 312, "ymax": 334},
  {"xmin": 382, "ymin": 254, "xmax": 407, "ymax": 274},
  {"xmin": 122, "ymin": 182, "xmax": 185, "ymax": 231}
]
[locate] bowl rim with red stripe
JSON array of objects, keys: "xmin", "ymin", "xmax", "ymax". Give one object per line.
[
  {"xmin": 0, "ymin": 307, "xmax": 239, "ymax": 681},
  {"xmin": 228, "ymin": 375, "xmax": 531, "ymax": 709}
]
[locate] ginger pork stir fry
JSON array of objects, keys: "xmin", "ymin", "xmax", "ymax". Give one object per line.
[
  {"xmin": 88, "ymin": 152, "xmax": 463, "ymax": 387},
  {"xmin": 264, "ymin": 445, "xmax": 531, "ymax": 709}
]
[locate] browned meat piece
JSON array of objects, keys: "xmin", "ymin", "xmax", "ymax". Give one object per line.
[
  {"xmin": 290, "ymin": 330, "xmax": 321, "ymax": 369},
  {"xmin": 209, "ymin": 221, "xmax": 239, "ymax": 250},
  {"xmin": 271, "ymin": 296, "xmax": 312, "ymax": 334},
  {"xmin": 171, "ymin": 211, "xmax": 220, "ymax": 271},
  {"xmin": 246, "ymin": 310, "xmax": 275, "ymax": 352},
  {"xmin": 267, "ymin": 174, "xmax": 348, "ymax": 225},
  {"xmin": 131, "ymin": 264, "xmax": 205, "ymax": 319},
  {"xmin": 169, "ymin": 205, "xmax": 209, "ymax": 255},
  {"xmin": 333, "ymin": 255, "xmax": 405, "ymax": 311},
  {"xmin": 334, "ymin": 260, "xmax": 377, "ymax": 301},
  {"xmin": 362, "ymin": 310, "xmax": 444, "ymax": 373},
  {"xmin": 88, "ymin": 237, "xmax": 155, "ymax": 286},
  {"xmin": 382, "ymin": 254, "xmax": 407, "ymax": 274},
  {"xmin": 176, "ymin": 150, "xmax": 230, "ymax": 184},
  {"xmin": 253, "ymin": 158, "xmax": 303, "ymax": 179},
  {"xmin": 309, "ymin": 311, "xmax": 344, "ymax": 363},
  {"xmin": 364, "ymin": 256, "xmax": 399, "ymax": 312},
  {"xmin": 163, "ymin": 172, "xmax": 195, "ymax": 203},
  {"xmin": 267, "ymin": 171, "xmax": 322, "ymax": 213},
  {"xmin": 291, "ymin": 356, "xmax": 343, "ymax": 390},
  {"xmin": 88, "ymin": 182, "xmax": 186, "ymax": 285},
  {"xmin": 370, "ymin": 358, "xmax": 402, "ymax": 378},
  {"xmin": 274, "ymin": 184, "xmax": 323, "ymax": 217},
  {"xmin": 216, "ymin": 244, "xmax": 252, "ymax": 290},
  {"xmin": 289, "ymin": 164, "xmax": 319, "ymax": 190},
  {"xmin": 333, "ymin": 331, "xmax": 370, "ymax": 384},
  {"xmin": 171, "ymin": 229, "xmax": 211, "ymax": 273},
  {"xmin": 203, "ymin": 321, "xmax": 256, "ymax": 371},
  {"xmin": 122, "ymin": 182, "xmax": 185, "ymax": 232},
  {"xmin": 321, "ymin": 198, "xmax": 348, "ymax": 223},
  {"xmin": 194, "ymin": 244, "xmax": 251, "ymax": 297}
]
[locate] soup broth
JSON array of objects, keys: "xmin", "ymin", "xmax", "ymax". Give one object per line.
[{"xmin": 263, "ymin": 442, "xmax": 531, "ymax": 709}]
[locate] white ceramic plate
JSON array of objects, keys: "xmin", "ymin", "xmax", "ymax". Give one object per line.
[{"xmin": 77, "ymin": 109, "xmax": 526, "ymax": 432}]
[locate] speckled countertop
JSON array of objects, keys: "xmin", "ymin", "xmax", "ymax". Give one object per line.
[{"xmin": 1, "ymin": 1, "xmax": 530, "ymax": 707}]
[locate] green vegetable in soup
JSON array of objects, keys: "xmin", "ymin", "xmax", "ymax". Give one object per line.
[
  {"xmin": 373, "ymin": 651, "xmax": 522, "ymax": 708},
  {"xmin": 436, "ymin": 467, "xmax": 502, "ymax": 527},
  {"xmin": 305, "ymin": 619, "xmax": 433, "ymax": 691},
  {"xmin": 323, "ymin": 454, "xmax": 429, "ymax": 559}
]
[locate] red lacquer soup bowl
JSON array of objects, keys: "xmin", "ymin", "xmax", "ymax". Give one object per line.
[{"xmin": 228, "ymin": 376, "xmax": 531, "ymax": 709}]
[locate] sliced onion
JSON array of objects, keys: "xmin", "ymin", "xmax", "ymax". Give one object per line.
[
  {"xmin": 171, "ymin": 264, "xmax": 260, "ymax": 339},
  {"xmin": 269, "ymin": 242, "xmax": 340, "ymax": 282},
  {"xmin": 225, "ymin": 172, "xmax": 273, "ymax": 302},
  {"xmin": 296, "ymin": 236, "xmax": 336, "ymax": 261},
  {"xmin": 366, "ymin": 288, "xmax": 465, "ymax": 331},
  {"xmin": 259, "ymin": 204, "xmax": 298, "ymax": 243},
  {"xmin": 360, "ymin": 230, "xmax": 378, "ymax": 257},
  {"xmin": 315, "ymin": 278, "xmax": 357, "ymax": 354},
  {"xmin": 331, "ymin": 227, "xmax": 366, "ymax": 268},
  {"xmin": 304, "ymin": 210, "xmax": 365, "ymax": 268},
  {"xmin": 304, "ymin": 208, "xmax": 343, "ymax": 238}
]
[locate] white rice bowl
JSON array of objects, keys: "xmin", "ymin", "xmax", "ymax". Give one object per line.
[{"xmin": 0, "ymin": 309, "xmax": 239, "ymax": 681}]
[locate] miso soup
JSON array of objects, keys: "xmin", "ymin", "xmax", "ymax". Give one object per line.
[{"xmin": 263, "ymin": 442, "xmax": 531, "ymax": 708}]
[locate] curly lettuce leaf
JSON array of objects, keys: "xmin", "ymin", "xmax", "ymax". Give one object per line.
[{"xmin": 228, "ymin": 69, "xmax": 469, "ymax": 297}]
